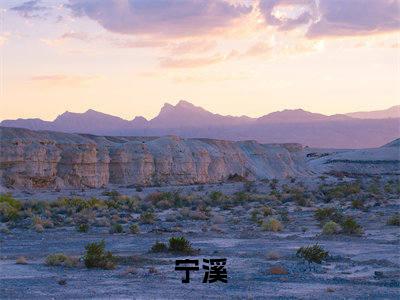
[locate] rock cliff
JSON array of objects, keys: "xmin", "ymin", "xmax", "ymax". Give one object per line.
[{"xmin": 0, "ymin": 127, "xmax": 308, "ymax": 189}]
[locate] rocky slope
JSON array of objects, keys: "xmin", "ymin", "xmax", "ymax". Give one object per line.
[{"xmin": 0, "ymin": 127, "xmax": 308, "ymax": 189}]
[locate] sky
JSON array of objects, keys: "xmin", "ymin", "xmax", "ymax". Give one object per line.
[{"xmin": 0, "ymin": 0, "xmax": 399, "ymax": 121}]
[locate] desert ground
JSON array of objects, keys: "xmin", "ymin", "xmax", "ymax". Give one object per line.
[{"xmin": 1, "ymin": 175, "xmax": 399, "ymax": 299}]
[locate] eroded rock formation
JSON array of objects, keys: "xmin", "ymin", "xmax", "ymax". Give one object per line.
[{"xmin": 0, "ymin": 127, "xmax": 308, "ymax": 189}]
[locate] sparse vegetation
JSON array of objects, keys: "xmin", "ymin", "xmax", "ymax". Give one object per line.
[
  {"xmin": 262, "ymin": 218, "xmax": 283, "ymax": 232},
  {"xmin": 150, "ymin": 241, "xmax": 167, "ymax": 253},
  {"xmin": 387, "ymin": 213, "xmax": 400, "ymax": 226},
  {"xmin": 168, "ymin": 236, "xmax": 196, "ymax": 254},
  {"xmin": 45, "ymin": 253, "xmax": 78, "ymax": 267},
  {"xmin": 109, "ymin": 223, "xmax": 124, "ymax": 234},
  {"xmin": 76, "ymin": 223, "xmax": 89, "ymax": 233},
  {"xmin": 297, "ymin": 244, "xmax": 329, "ymax": 264},
  {"xmin": 83, "ymin": 240, "xmax": 116, "ymax": 269},
  {"xmin": 322, "ymin": 221, "xmax": 341, "ymax": 235},
  {"xmin": 314, "ymin": 207, "xmax": 344, "ymax": 225},
  {"xmin": 139, "ymin": 211, "xmax": 156, "ymax": 224},
  {"xmin": 341, "ymin": 217, "xmax": 363, "ymax": 235},
  {"xmin": 129, "ymin": 223, "xmax": 140, "ymax": 234}
]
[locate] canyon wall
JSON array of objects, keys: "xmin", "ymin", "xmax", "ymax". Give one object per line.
[{"xmin": 0, "ymin": 127, "xmax": 308, "ymax": 189}]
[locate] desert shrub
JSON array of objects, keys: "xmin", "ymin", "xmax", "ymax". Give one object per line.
[
  {"xmin": 139, "ymin": 211, "xmax": 156, "ymax": 224},
  {"xmin": 323, "ymin": 182, "xmax": 360, "ymax": 200},
  {"xmin": 209, "ymin": 191, "xmax": 224, "ymax": 203},
  {"xmin": 145, "ymin": 192, "xmax": 187, "ymax": 209},
  {"xmin": 314, "ymin": 207, "xmax": 344, "ymax": 225},
  {"xmin": 227, "ymin": 173, "xmax": 246, "ymax": 182},
  {"xmin": 341, "ymin": 217, "xmax": 363, "ymax": 235},
  {"xmin": 16, "ymin": 256, "xmax": 28, "ymax": 264},
  {"xmin": 244, "ymin": 181, "xmax": 256, "ymax": 193},
  {"xmin": 0, "ymin": 194, "xmax": 21, "ymax": 210},
  {"xmin": 76, "ymin": 223, "xmax": 89, "ymax": 233},
  {"xmin": 387, "ymin": 214, "xmax": 400, "ymax": 226},
  {"xmin": 150, "ymin": 241, "xmax": 167, "ymax": 253},
  {"xmin": 262, "ymin": 219, "xmax": 283, "ymax": 232},
  {"xmin": 0, "ymin": 194, "xmax": 21, "ymax": 222},
  {"xmin": 233, "ymin": 191, "xmax": 249, "ymax": 204},
  {"xmin": 83, "ymin": 240, "xmax": 116, "ymax": 269},
  {"xmin": 102, "ymin": 189, "xmax": 121, "ymax": 199},
  {"xmin": 368, "ymin": 180, "xmax": 381, "ymax": 195},
  {"xmin": 261, "ymin": 206, "xmax": 273, "ymax": 217},
  {"xmin": 129, "ymin": 223, "xmax": 140, "ymax": 234},
  {"xmin": 296, "ymin": 244, "xmax": 329, "ymax": 264},
  {"xmin": 269, "ymin": 179, "xmax": 279, "ymax": 190},
  {"xmin": 288, "ymin": 188, "xmax": 311, "ymax": 206},
  {"xmin": 109, "ymin": 223, "xmax": 123, "ymax": 234},
  {"xmin": 351, "ymin": 199, "xmax": 364, "ymax": 209},
  {"xmin": 322, "ymin": 221, "xmax": 341, "ymax": 235},
  {"xmin": 168, "ymin": 236, "xmax": 196, "ymax": 254},
  {"xmin": 34, "ymin": 224, "xmax": 44, "ymax": 233},
  {"xmin": 266, "ymin": 251, "xmax": 281, "ymax": 260},
  {"xmin": 45, "ymin": 253, "xmax": 78, "ymax": 267}
]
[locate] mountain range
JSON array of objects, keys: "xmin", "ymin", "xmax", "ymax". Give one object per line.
[{"xmin": 1, "ymin": 101, "xmax": 399, "ymax": 149}]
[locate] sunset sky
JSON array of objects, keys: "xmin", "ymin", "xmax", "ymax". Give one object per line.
[{"xmin": 0, "ymin": 0, "xmax": 399, "ymax": 121}]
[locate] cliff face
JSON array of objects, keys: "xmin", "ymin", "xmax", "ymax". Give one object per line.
[{"xmin": 0, "ymin": 127, "xmax": 308, "ymax": 189}]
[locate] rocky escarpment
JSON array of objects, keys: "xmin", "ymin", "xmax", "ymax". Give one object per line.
[{"xmin": 0, "ymin": 127, "xmax": 308, "ymax": 189}]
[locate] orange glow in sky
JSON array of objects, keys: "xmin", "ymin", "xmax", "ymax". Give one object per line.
[{"xmin": 1, "ymin": 0, "xmax": 399, "ymax": 121}]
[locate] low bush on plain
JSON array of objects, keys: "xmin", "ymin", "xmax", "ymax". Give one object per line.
[
  {"xmin": 387, "ymin": 213, "xmax": 400, "ymax": 226},
  {"xmin": 45, "ymin": 253, "xmax": 78, "ymax": 267},
  {"xmin": 83, "ymin": 240, "xmax": 116, "ymax": 269},
  {"xmin": 296, "ymin": 244, "xmax": 329, "ymax": 264}
]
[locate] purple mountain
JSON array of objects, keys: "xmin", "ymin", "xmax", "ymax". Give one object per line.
[{"xmin": 1, "ymin": 100, "xmax": 399, "ymax": 148}]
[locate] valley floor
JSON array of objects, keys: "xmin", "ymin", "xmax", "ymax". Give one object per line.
[{"xmin": 0, "ymin": 177, "xmax": 399, "ymax": 299}]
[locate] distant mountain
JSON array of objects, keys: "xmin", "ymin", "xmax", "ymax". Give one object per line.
[
  {"xmin": 149, "ymin": 100, "xmax": 253, "ymax": 128},
  {"xmin": 346, "ymin": 105, "xmax": 400, "ymax": 119},
  {"xmin": 257, "ymin": 109, "xmax": 351, "ymax": 123},
  {"xmin": 1, "ymin": 100, "xmax": 399, "ymax": 148}
]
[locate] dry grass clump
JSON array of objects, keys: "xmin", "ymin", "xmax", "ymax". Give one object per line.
[
  {"xmin": 45, "ymin": 253, "xmax": 78, "ymax": 267},
  {"xmin": 262, "ymin": 219, "xmax": 283, "ymax": 232},
  {"xmin": 387, "ymin": 213, "xmax": 400, "ymax": 226},
  {"xmin": 16, "ymin": 256, "xmax": 28, "ymax": 264},
  {"xmin": 322, "ymin": 221, "xmax": 341, "ymax": 235},
  {"xmin": 269, "ymin": 266, "xmax": 288, "ymax": 275},
  {"xmin": 266, "ymin": 251, "xmax": 281, "ymax": 260},
  {"xmin": 83, "ymin": 240, "xmax": 116, "ymax": 269}
]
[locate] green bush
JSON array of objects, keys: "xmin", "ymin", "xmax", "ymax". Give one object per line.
[
  {"xmin": 168, "ymin": 236, "xmax": 195, "ymax": 254},
  {"xmin": 45, "ymin": 253, "xmax": 78, "ymax": 267},
  {"xmin": 341, "ymin": 217, "xmax": 363, "ymax": 235},
  {"xmin": 314, "ymin": 207, "xmax": 344, "ymax": 225},
  {"xmin": 210, "ymin": 191, "xmax": 224, "ymax": 203},
  {"xmin": 351, "ymin": 199, "xmax": 364, "ymax": 209},
  {"xmin": 109, "ymin": 223, "xmax": 123, "ymax": 234},
  {"xmin": 76, "ymin": 223, "xmax": 89, "ymax": 233},
  {"xmin": 387, "ymin": 214, "xmax": 400, "ymax": 226},
  {"xmin": 297, "ymin": 244, "xmax": 329, "ymax": 264},
  {"xmin": 150, "ymin": 241, "xmax": 167, "ymax": 253},
  {"xmin": 83, "ymin": 240, "xmax": 116, "ymax": 269},
  {"xmin": 139, "ymin": 211, "xmax": 155, "ymax": 224},
  {"xmin": 0, "ymin": 194, "xmax": 21, "ymax": 222},
  {"xmin": 129, "ymin": 223, "xmax": 140, "ymax": 234},
  {"xmin": 322, "ymin": 221, "xmax": 341, "ymax": 235},
  {"xmin": 261, "ymin": 219, "xmax": 283, "ymax": 232}
]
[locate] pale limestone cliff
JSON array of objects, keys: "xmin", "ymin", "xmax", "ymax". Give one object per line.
[{"xmin": 0, "ymin": 127, "xmax": 308, "ymax": 189}]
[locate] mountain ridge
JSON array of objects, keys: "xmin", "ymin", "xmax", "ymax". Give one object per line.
[{"xmin": 1, "ymin": 101, "xmax": 399, "ymax": 148}]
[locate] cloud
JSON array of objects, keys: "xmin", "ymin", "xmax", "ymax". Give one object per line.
[
  {"xmin": 11, "ymin": 0, "xmax": 50, "ymax": 19},
  {"xmin": 307, "ymin": 0, "xmax": 400, "ymax": 38},
  {"xmin": 67, "ymin": 0, "xmax": 252, "ymax": 37},
  {"xmin": 259, "ymin": 0, "xmax": 400, "ymax": 38},
  {"xmin": 159, "ymin": 54, "xmax": 224, "ymax": 68},
  {"xmin": 30, "ymin": 74, "xmax": 98, "ymax": 87}
]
